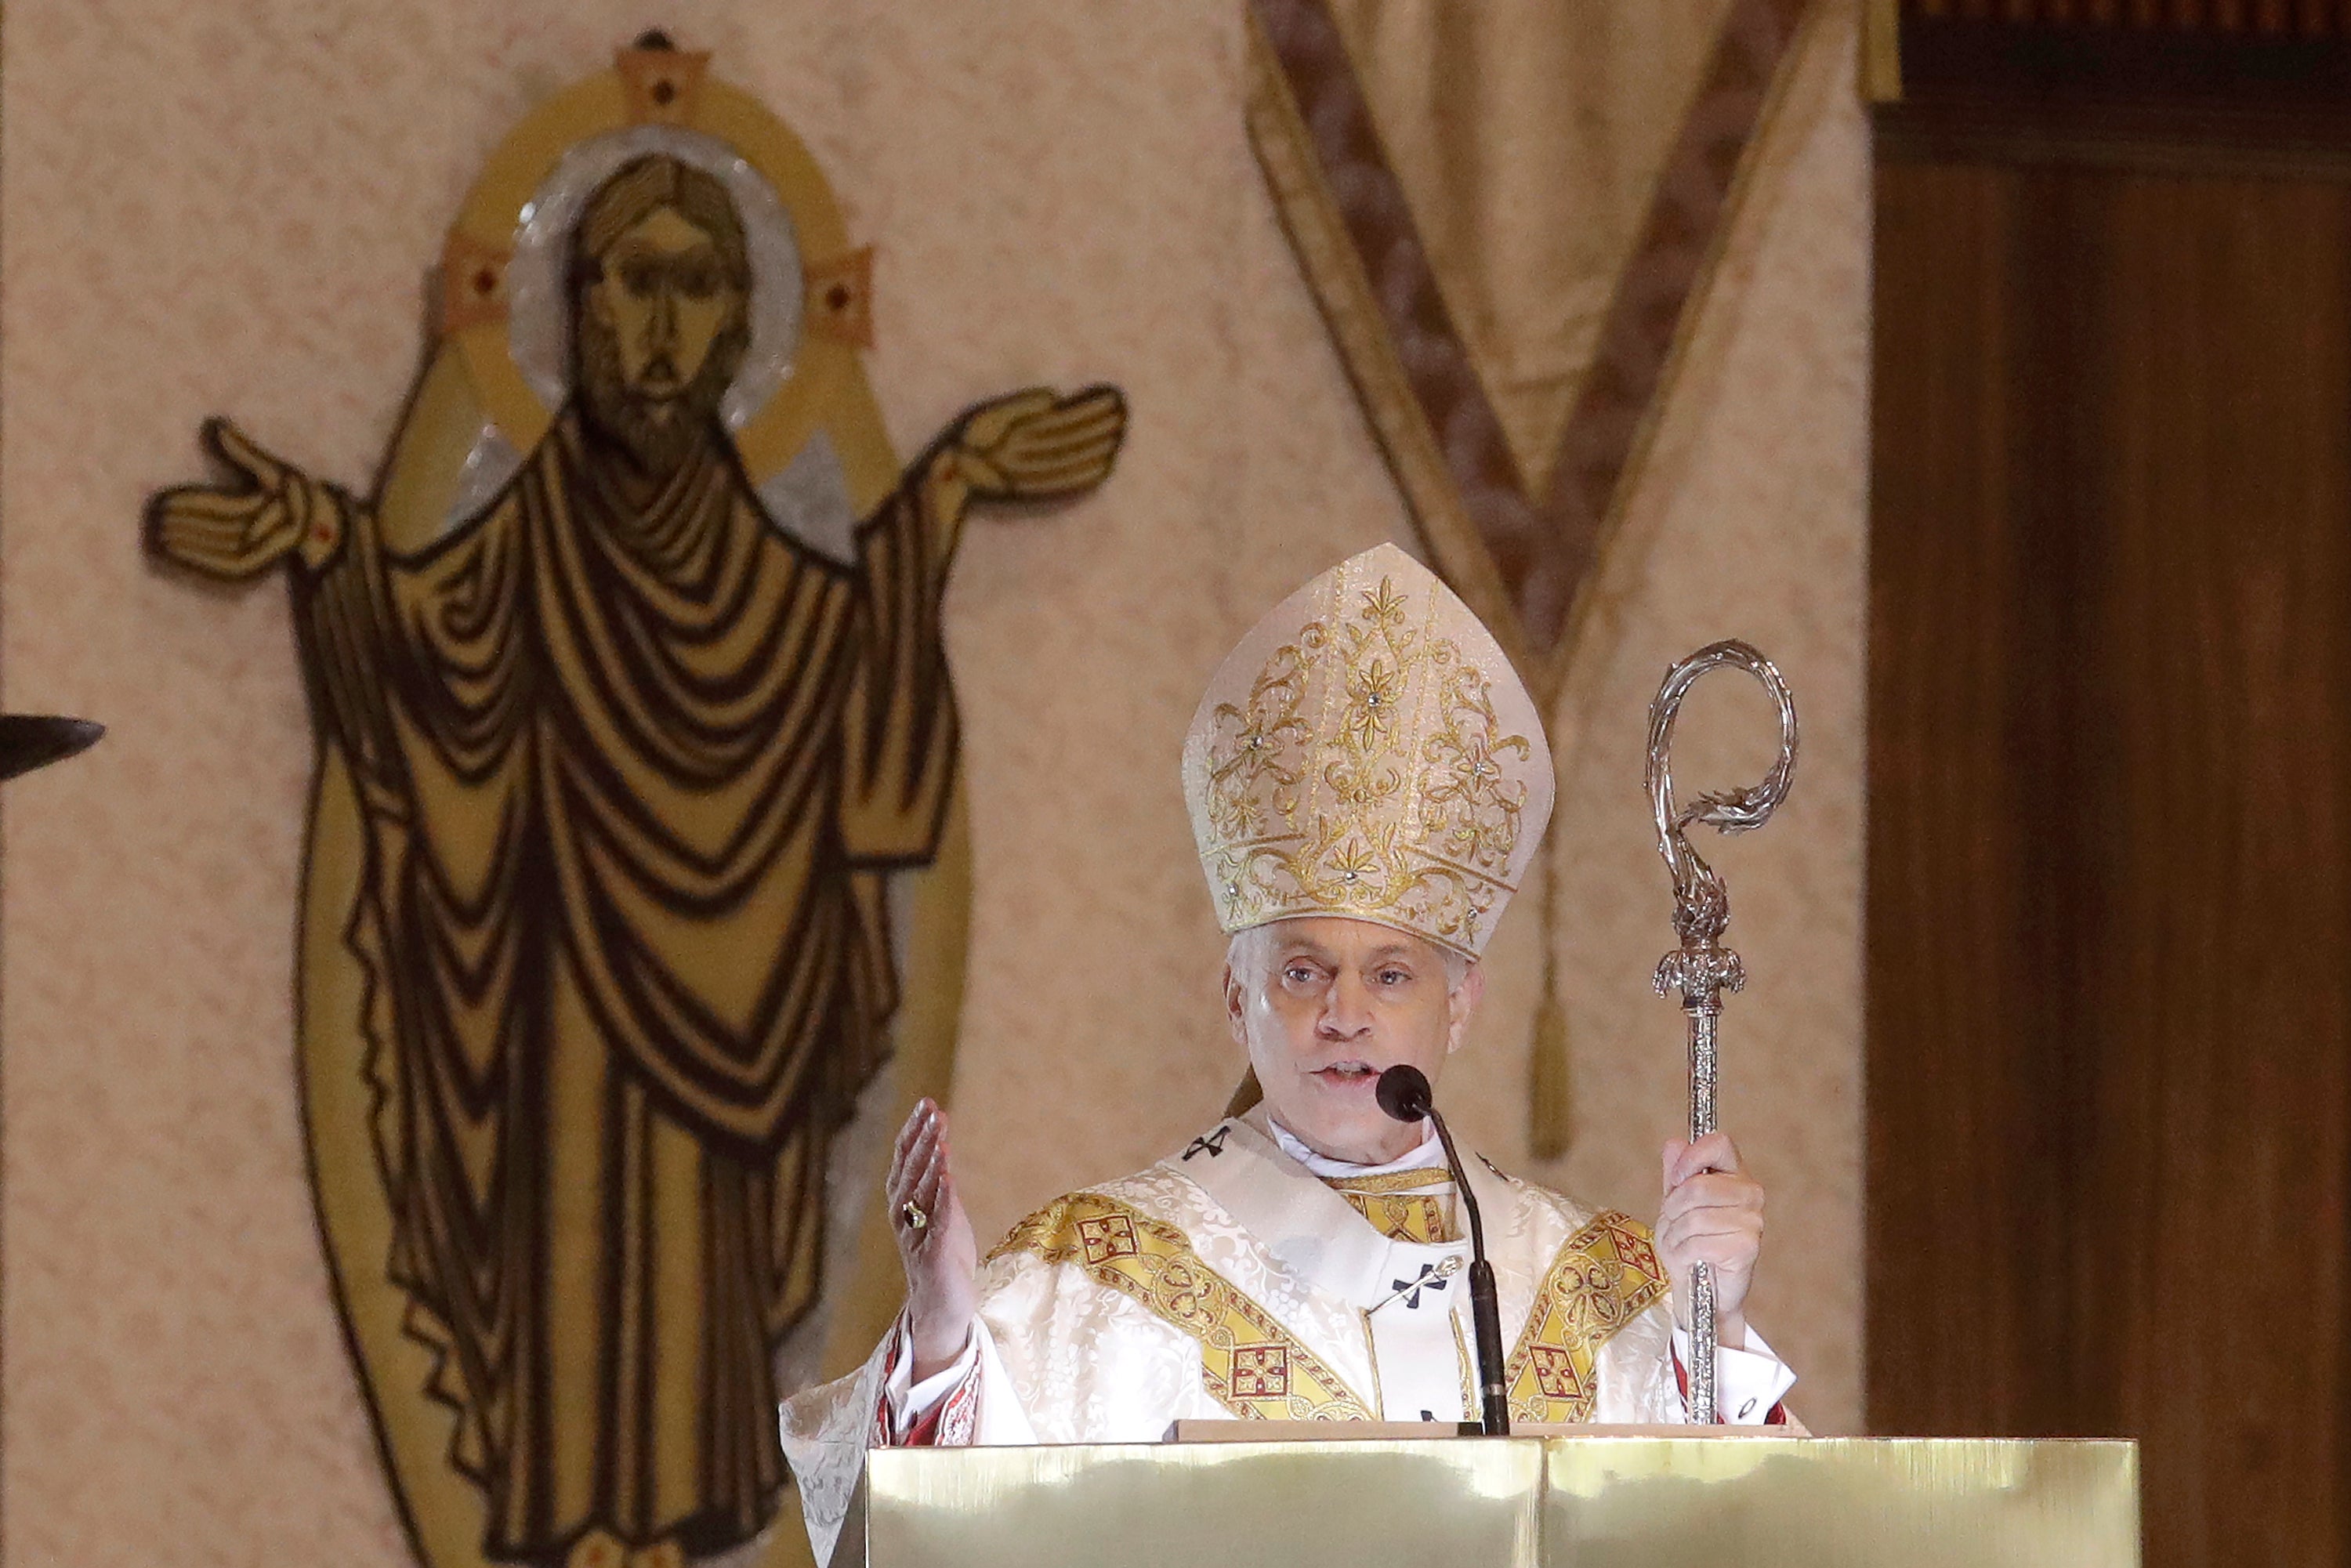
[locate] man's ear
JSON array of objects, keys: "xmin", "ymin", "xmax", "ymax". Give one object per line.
[
  {"xmin": 1223, "ymin": 962, "xmax": 1250, "ymax": 1048},
  {"xmin": 1446, "ymin": 961, "xmax": 1486, "ymax": 1055}
]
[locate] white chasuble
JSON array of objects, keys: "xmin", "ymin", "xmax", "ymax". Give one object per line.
[{"xmin": 781, "ymin": 1110, "xmax": 1792, "ymax": 1563}]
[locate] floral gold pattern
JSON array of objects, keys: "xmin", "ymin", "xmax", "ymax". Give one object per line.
[
  {"xmin": 1503, "ymin": 1209, "xmax": 1669, "ymax": 1423},
  {"xmin": 1183, "ymin": 544, "xmax": 1552, "ymax": 957},
  {"xmin": 991, "ymin": 1193, "xmax": 1375, "ymax": 1421}
]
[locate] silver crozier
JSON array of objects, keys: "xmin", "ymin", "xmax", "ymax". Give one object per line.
[{"xmin": 1644, "ymin": 640, "xmax": 1797, "ymax": 1425}]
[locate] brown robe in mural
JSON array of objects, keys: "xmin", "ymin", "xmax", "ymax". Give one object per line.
[{"xmin": 295, "ymin": 405, "xmax": 954, "ymax": 1557}]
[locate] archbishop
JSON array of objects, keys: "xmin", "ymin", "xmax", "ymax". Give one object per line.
[{"xmin": 781, "ymin": 544, "xmax": 1798, "ymax": 1559}]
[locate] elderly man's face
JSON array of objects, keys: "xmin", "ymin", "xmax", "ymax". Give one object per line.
[
  {"xmin": 1226, "ymin": 916, "xmax": 1482, "ymax": 1165},
  {"xmin": 583, "ymin": 205, "xmax": 742, "ymax": 405}
]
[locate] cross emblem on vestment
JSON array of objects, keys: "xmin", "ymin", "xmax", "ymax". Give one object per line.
[
  {"xmin": 1390, "ymin": 1262, "xmax": 1451, "ymax": 1310},
  {"xmin": 1183, "ymin": 1126, "xmax": 1232, "ymax": 1161}
]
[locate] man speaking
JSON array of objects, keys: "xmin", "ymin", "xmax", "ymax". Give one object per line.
[{"xmin": 783, "ymin": 544, "xmax": 1795, "ymax": 1560}]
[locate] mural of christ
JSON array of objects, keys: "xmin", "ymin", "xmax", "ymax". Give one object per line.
[{"xmin": 148, "ymin": 150, "xmax": 1125, "ymax": 1566}]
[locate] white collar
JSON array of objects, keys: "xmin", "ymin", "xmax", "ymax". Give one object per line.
[{"xmin": 1266, "ymin": 1114, "xmax": 1448, "ymax": 1180}]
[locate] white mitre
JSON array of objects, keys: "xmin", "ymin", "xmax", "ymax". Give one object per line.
[{"xmin": 1182, "ymin": 542, "xmax": 1554, "ymax": 958}]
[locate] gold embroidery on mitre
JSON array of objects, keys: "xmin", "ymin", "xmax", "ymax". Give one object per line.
[
  {"xmin": 1189, "ymin": 547, "xmax": 1547, "ymax": 956},
  {"xmin": 991, "ymin": 1192, "xmax": 1374, "ymax": 1421},
  {"xmin": 1502, "ymin": 1209, "xmax": 1669, "ymax": 1423}
]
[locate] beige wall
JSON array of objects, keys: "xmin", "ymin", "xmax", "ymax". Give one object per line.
[{"xmin": 0, "ymin": 1, "xmax": 1865, "ymax": 1559}]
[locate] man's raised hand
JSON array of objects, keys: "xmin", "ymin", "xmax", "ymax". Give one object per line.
[
  {"xmin": 147, "ymin": 418, "xmax": 331, "ymax": 579},
  {"xmin": 889, "ymin": 1098, "xmax": 980, "ymax": 1383},
  {"xmin": 1655, "ymin": 1131, "xmax": 1766, "ymax": 1349}
]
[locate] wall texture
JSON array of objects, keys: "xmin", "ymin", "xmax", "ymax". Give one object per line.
[{"xmin": 0, "ymin": 2, "xmax": 1866, "ymax": 1559}]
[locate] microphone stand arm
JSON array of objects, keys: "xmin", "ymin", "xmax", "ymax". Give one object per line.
[{"xmin": 1425, "ymin": 1106, "xmax": 1509, "ymax": 1436}]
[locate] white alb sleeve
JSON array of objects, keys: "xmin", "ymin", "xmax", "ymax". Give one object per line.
[
  {"xmin": 1671, "ymin": 1322, "xmax": 1798, "ymax": 1425},
  {"xmin": 882, "ymin": 1320, "xmax": 980, "ymax": 1437}
]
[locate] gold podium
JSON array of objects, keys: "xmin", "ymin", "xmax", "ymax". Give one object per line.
[{"xmin": 840, "ymin": 1431, "xmax": 2138, "ymax": 1566}]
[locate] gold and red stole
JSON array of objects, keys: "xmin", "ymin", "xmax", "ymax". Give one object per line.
[{"xmin": 990, "ymin": 1112, "xmax": 1667, "ymax": 1423}]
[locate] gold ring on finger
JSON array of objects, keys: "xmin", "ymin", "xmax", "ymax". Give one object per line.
[{"xmin": 899, "ymin": 1200, "xmax": 929, "ymax": 1233}]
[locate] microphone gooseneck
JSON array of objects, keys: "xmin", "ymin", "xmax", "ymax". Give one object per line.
[{"xmin": 1375, "ymin": 1065, "xmax": 1510, "ymax": 1436}]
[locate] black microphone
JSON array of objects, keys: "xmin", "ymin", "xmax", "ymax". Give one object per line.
[{"xmin": 1375, "ymin": 1064, "xmax": 1509, "ymax": 1436}]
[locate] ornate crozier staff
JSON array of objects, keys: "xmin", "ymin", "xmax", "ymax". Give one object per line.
[{"xmin": 1645, "ymin": 640, "xmax": 1797, "ymax": 1424}]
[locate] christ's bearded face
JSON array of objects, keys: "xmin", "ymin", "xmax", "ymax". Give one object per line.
[
  {"xmin": 574, "ymin": 201, "xmax": 748, "ymax": 475},
  {"xmin": 585, "ymin": 205, "xmax": 742, "ymax": 400},
  {"xmin": 1225, "ymin": 916, "xmax": 1483, "ymax": 1165}
]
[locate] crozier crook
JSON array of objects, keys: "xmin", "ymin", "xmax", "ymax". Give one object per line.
[{"xmin": 1644, "ymin": 639, "xmax": 1797, "ymax": 1425}]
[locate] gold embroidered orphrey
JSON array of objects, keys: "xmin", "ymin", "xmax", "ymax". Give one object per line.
[
  {"xmin": 987, "ymin": 1190, "xmax": 1665, "ymax": 1424},
  {"xmin": 1187, "ymin": 545, "xmax": 1552, "ymax": 959},
  {"xmin": 1505, "ymin": 1211, "xmax": 1669, "ymax": 1424},
  {"xmin": 143, "ymin": 38, "xmax": 1125, "ymax": 1568},
  {"xmin": 989, "ymin": 1193, "xmax": 1375, "ymax": 1421}
]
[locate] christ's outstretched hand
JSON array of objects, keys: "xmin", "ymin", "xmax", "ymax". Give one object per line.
[
  {"xmin": 941, "ymin": 384, "xmax": 1127, "ymax": 505},
  {"xmin": 147, "ymin": 418, "xmax": 342, "ymax": 578}
]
